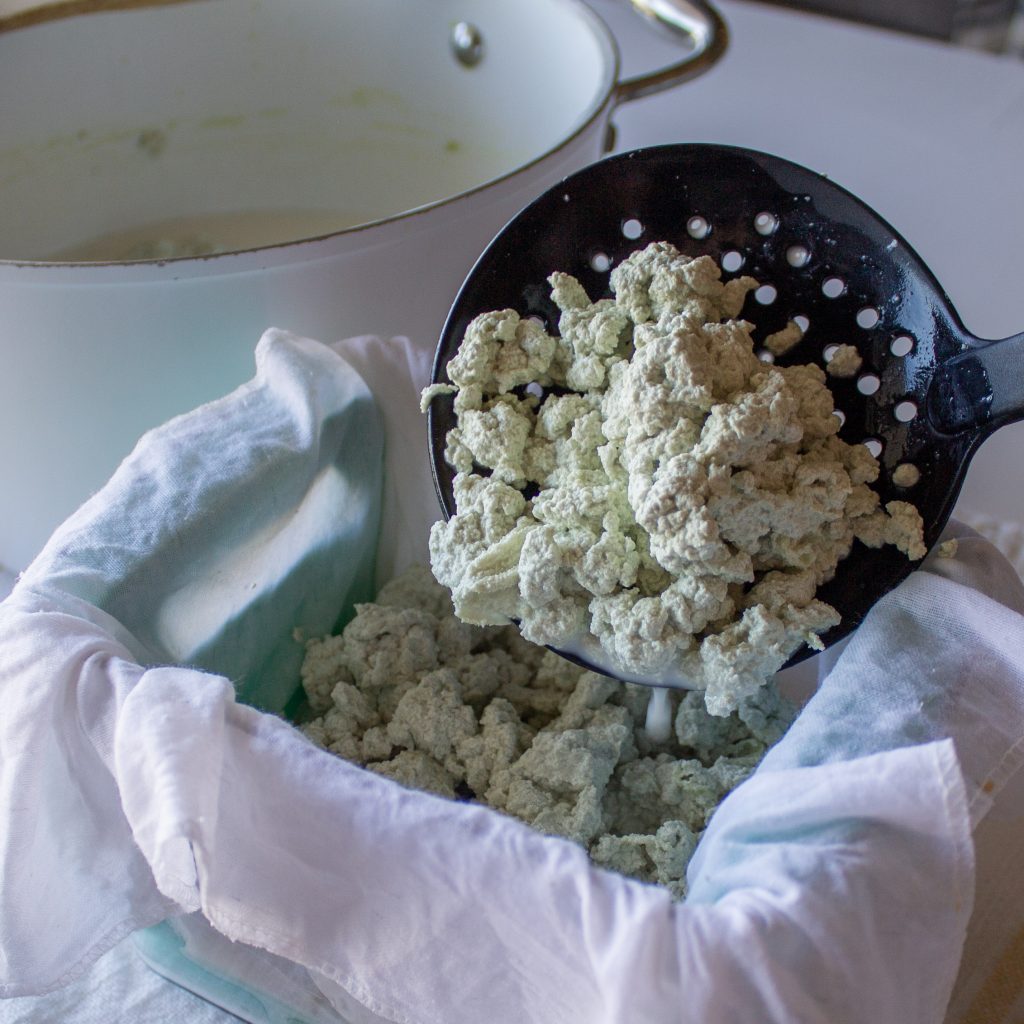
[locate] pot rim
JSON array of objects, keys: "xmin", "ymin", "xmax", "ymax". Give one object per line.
[{"xmin": 1, "ymin": 0, "xmax": 621, "ymax": 270}]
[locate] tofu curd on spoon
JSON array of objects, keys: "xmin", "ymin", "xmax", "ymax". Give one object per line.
[{"xmin": 423, "ymin": 242, "xmax": 925, "ymax": 716}]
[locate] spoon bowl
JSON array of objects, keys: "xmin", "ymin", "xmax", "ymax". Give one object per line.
[{"xmin": 428, "ymin": 143, "xmax": 1024, "ymax": 685}]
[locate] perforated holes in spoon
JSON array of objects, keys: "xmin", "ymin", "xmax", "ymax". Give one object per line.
[
  {"xmin": 590, "ymin": 251, "xmax": 612, "ymax": 272},
  {"xmin": 622, "ymin": 218, "xmax": 644, "ymax": 240},
  {"xmin": 864, "ymin": 438, "xmax": 883, "ymax": 458},
  {"xmin": 754, "ymin": 211, "xmax": 779, "ymax": 235},
  {"xmin": 786, "ymin": 244, "xmax": 810, "ymax": 268},
  {"xmin": 857, "ymin": 373, "xmax": 881, "ymax": 396},
  {"xmin": 823, "ymin": 276, "xmax": 846, "ymax": 299},
  {"xmin": 793, "ymin": 315, "xmax": 810, "ymax": 334},
  {"xmin": 856, "ymin": 306, "xmax": 880, "ymax": 329},
  {"xmin": 722, "ymin": 250, "xmax": 744, "ymax": 272},
  {"xmin": 755, "ymin": 284, "xmax": 777, "ymax": 305},
  {"xmin": 894, "ymin": 399, "xmax": 918, "ymax": 423},
  {"xmin": 890, "ymin": 335, "xmax": 914, "ymax": 357},
  {"xmin": 687, "ymin": 216, "xmax": 711, "ymax": 240}
]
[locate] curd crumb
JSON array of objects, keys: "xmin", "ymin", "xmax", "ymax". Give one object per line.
[
  {"xmin": 892, "ymin": 463, "xmax": 921, "ymax": 488},
  {"xmin": 826, "ymin": 344, "xmax": 863, "ymax": 378},
  {"xmin": 420, "ymin": 383, "xmax": 458, "ymax": 413},
  {"xmin": 764, "ymin": 320, "xmax": 803, "ymax": 356}
]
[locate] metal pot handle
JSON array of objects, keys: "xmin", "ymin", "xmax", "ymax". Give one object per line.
[{"xmin": 615, "ymin": 0, "xmax": 728, "ymax": 103}]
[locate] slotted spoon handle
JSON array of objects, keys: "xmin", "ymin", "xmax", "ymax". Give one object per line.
[{"xmin": 927, "ymin": 331, "xmax": 1024, "ymax": 436}]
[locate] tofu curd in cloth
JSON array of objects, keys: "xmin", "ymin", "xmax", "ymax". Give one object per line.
[{"xmin": 301, "ymin": 566, "xmax": 796, "ymax": 898}]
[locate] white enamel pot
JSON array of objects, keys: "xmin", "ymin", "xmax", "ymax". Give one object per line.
[{"xmin": 0, "ymin": 0, "xmax": 726, "ymax": 571}]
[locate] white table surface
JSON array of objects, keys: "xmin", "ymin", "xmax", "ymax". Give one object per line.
[{"xmin": 4, "ymin": 2, "xmax": 1023, "ymax": 1021}]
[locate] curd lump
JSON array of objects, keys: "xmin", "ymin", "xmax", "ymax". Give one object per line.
[{"xmin": 426, "ymin": 242, "xmax": 925, "ymax": 715}]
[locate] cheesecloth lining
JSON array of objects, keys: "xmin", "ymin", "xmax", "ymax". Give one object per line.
[{"xmin": 3, "ymin": 329, "xmax": 1023, "ymax": 1024}]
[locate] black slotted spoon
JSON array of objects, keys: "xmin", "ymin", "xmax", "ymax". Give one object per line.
[{"xmin": 427, "ymin": 143, "xmax": 1024, "ymax": 683}]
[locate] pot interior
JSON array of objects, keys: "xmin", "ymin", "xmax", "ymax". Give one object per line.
[{"xmin": 0, "ymin": 0, "xmax": 613, "ymax": 261}]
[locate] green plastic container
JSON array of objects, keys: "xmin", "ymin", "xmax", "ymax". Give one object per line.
[{"xmin": 133, "ymin": 919, "xmax": 347, "ymax": 1024}]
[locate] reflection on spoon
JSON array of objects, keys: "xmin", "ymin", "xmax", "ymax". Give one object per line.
[{"xmin": 557, "ymin": 632, "xmax": 696, "ymax": 690}]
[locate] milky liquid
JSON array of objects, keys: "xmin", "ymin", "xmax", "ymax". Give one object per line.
[
  {"xmin": 46, "ymin": 208, "xmax": 366, "ymax": 262},
  {"xmin": 644, "ymin": 687, "xmax": 674, "ymax": 743},
  {"xmin": 554, "ymin": 632, "xmax": 684, "ymax": 740}
]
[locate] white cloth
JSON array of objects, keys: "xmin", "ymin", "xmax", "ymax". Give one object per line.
[
  {"xmin": 3, "ymin": 328, "xmax": 1024, "ymax": 1024},
  {"xmin": 923, "ymin": 519, "xmax": 1024, "ymax": 1024}
]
